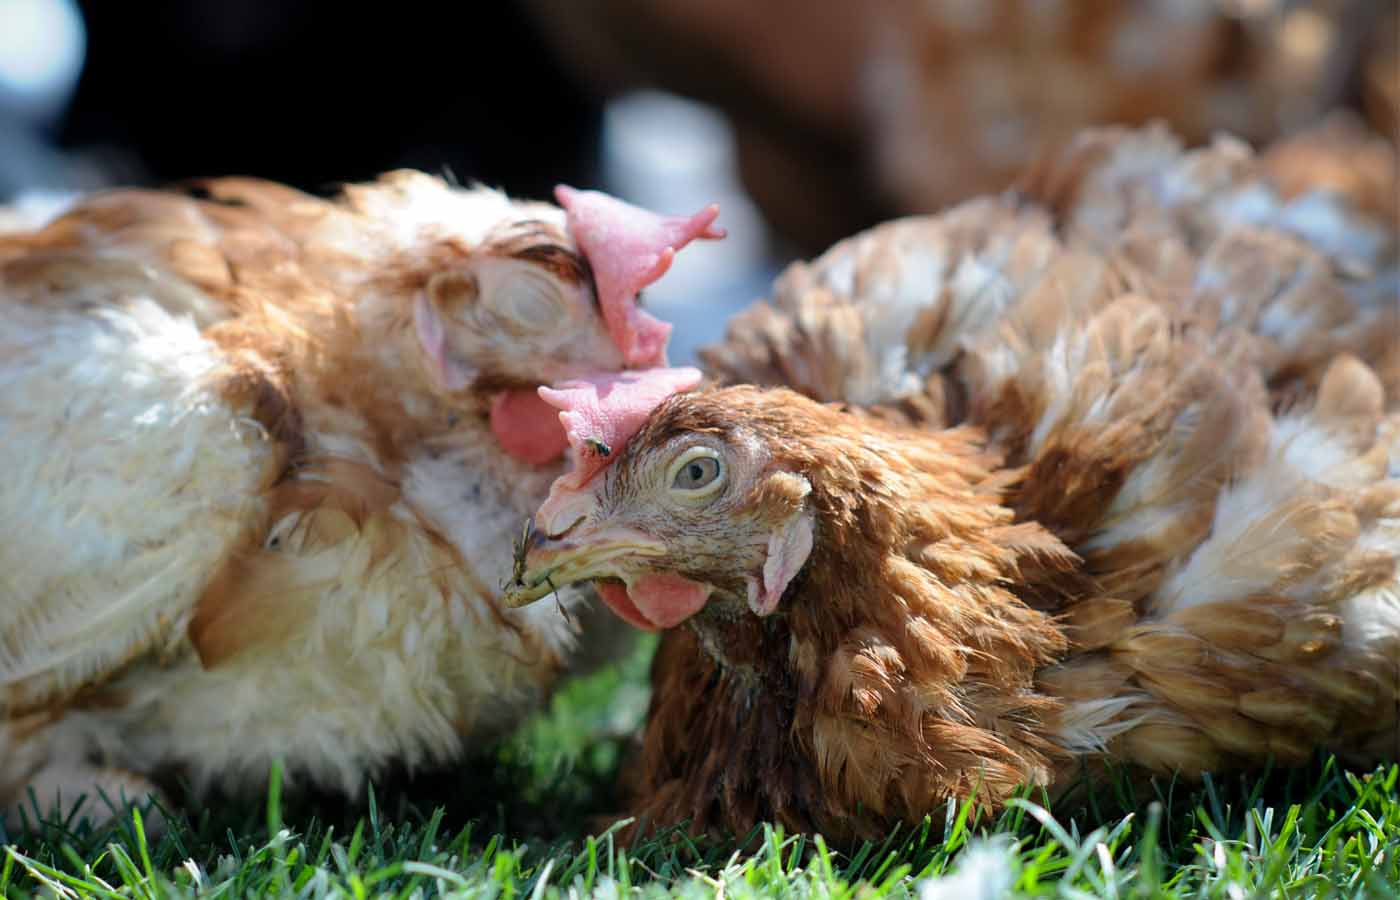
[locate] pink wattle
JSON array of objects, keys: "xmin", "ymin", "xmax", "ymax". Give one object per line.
[
  {"xmin": 489, "ymin": 389, "xmax": 571, "ymax": 465},
  {"xmin": 597, "ymin": 573, "xmax": 710, "ymax": 630},
  {"xmin": 596, "ymin": 581, "xmax": 658, "ymax": 632}
]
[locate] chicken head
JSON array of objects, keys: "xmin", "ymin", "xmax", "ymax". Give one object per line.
[
  {"xmin": 404, "ymin": 182, "xmax": 725, "ymax": 464},
  {"xmin": 504, "ymin": 375, "xmax": 817, "ymax": 628}
]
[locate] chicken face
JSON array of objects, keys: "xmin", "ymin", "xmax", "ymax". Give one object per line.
[
  {"xmin": 400, "ymin": 183, "xmax": 724, "ymax": 465},
  {"xmin": 409, "ymin": 190, "xmax": 717, "ymax": 390},
  {"xmin": 503, "ymin": 386, "xmax": 816, "ymax": 629}
]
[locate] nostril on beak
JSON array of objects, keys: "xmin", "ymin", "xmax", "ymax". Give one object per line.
[
  {"xmin": 537, "ymin": 516, "xmax": 587, "ymax": 545},
  {"xmin": 535, "ymin": 480, "xmax": 603, "ymax": 541}
]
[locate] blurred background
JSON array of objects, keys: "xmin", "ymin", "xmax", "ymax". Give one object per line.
[{"xmin": 0, "ymin": 0, "xmax": 1394, "ymax": 362}]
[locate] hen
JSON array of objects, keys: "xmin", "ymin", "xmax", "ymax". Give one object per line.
[
  {"xmin": 0, "ymin": 173, "xmax": 723, "ymax": 825},
  {"xmin": 503, "ymin": 123, "xmax": 1399, "ymax": 842}
]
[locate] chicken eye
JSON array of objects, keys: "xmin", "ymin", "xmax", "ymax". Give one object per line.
[
  {"xmin": 668, "ymin": 447, "xmax": 724, "ymax": 498},
  {"xmin": 677, "ymin": 458, "xmax": 718, "ymax": 488}
]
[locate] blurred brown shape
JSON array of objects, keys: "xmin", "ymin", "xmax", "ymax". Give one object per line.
[
  {"xmin": 1363, "ymin": 6, "xmax": 1399, "ymax": 141},
  {"xmin": 527, "ymin": 0, "xmax": 1397, "ymax": 251},
  {"xmin": 1262, "ymin": 111, "xmax": 1398, "ymax": 226}
]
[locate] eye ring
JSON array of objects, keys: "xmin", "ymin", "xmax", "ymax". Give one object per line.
[{"xmin": 667, "ymin": 446, "xmax": 725, "ymax": 500}]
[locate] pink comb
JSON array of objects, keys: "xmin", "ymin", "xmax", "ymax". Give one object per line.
[
  {"xmin": 555, "ymin": 186, "xmax": 725, "ymax": 367},
  {"xmin": 533, "ymin": 367, "xmax": 702, "ymax": 537},
  {"xmin": 538, "ymin": 366, "xmax": 704, "ymax": 492}
]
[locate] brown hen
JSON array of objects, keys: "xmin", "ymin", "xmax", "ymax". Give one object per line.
[{"xmin": 503, "ymin": 123, "xmax": 1399, "ymax": 842}]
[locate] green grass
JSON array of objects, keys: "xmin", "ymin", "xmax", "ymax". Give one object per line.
[{"xmin": 2, "ymin": 638, "xmax": 1396, "ymax": 898}]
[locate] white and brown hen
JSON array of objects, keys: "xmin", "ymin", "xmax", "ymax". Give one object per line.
[{"xmin": 0, "ymin": 173, "xmax": 723, "ymax": 826}]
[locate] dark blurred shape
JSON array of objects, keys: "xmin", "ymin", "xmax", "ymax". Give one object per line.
[
  {"xmin": 14, "ymin": 0, "xmax": 1395, "ymax": 256},
  {"xmin": 524, "ymin": 0, "xmax": 1397, "ymax": 255},
  {"xmin": 524, "ymin": 0, "xmax": 887, "ymax": 253},
  {"xmin": 56, "ymin": 0, "xmax": 604, "ymax": 200},
  {"xmin": 1364, "ymin": 5, "xmax": 1399, "ymax": 142}
]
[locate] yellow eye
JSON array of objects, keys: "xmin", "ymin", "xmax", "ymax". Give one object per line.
[{"xmin": 668, "ymin": 447, "xmax": 724, "ymax": 498}]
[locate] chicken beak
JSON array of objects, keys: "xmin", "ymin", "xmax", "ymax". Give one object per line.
[
  {"xmin": 501, "ymin": 487, "xmax": 663, "ymax": 613},
  {"xmin": 502, "ymin": 523, "xmax": 665, "ymax": 608}
]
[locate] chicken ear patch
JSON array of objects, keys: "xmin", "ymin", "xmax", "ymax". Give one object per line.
[
  {"xmin": 555, "ymin": 185, "xmax": 725, "ymax": 367},
  {"xmin": 747, "ymin": 475, "xmax": 815, "ymax": 617},
  {"xmin": 413, "ymin": 290, "xmax": 476, "ymax": 392}
]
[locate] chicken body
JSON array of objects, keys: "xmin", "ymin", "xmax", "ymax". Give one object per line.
[
  {"xmin": 525, "ymin": 369, "xmax": 1398, "ymax": 842},
  {"xmin": 0, "ymin": 173, "xmax": 714, "ymax": 823},
  {"xmin": 506, "ymin": 123, "xmax": 1400, "ymax": 841},
  {"xmin": 705, "ymin": 120, "xmax": 1398, "ymax": 417}
]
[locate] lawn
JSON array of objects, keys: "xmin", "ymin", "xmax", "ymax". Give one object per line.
[{"xmin": 2, "ymin": 637, "xmax": 1396, "ymax": 899}]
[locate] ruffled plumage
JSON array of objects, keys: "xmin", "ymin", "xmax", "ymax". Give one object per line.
[{"xmin": 614, "ymin": 121, "xmax": 1400, "ymax": 841}]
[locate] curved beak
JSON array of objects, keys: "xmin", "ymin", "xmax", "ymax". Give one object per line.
[{"xmin": 502, "ymin": 521, "xmax": 665, "ymax": 608}]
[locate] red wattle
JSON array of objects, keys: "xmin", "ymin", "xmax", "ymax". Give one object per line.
[
  {"xmin": 596, "ymin": 580, "xmax": 658, "ymax": 632},
  {"xmin": 628, "ymin": 572, "xmax": 711, "ymax": 628},
  {"xmin": 596, "ymin": 573, "xmax": 710, "ymax": 630},
  {"xmin": 489, "ymin": 389, "xmax": 571, "ymax": 465}
]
